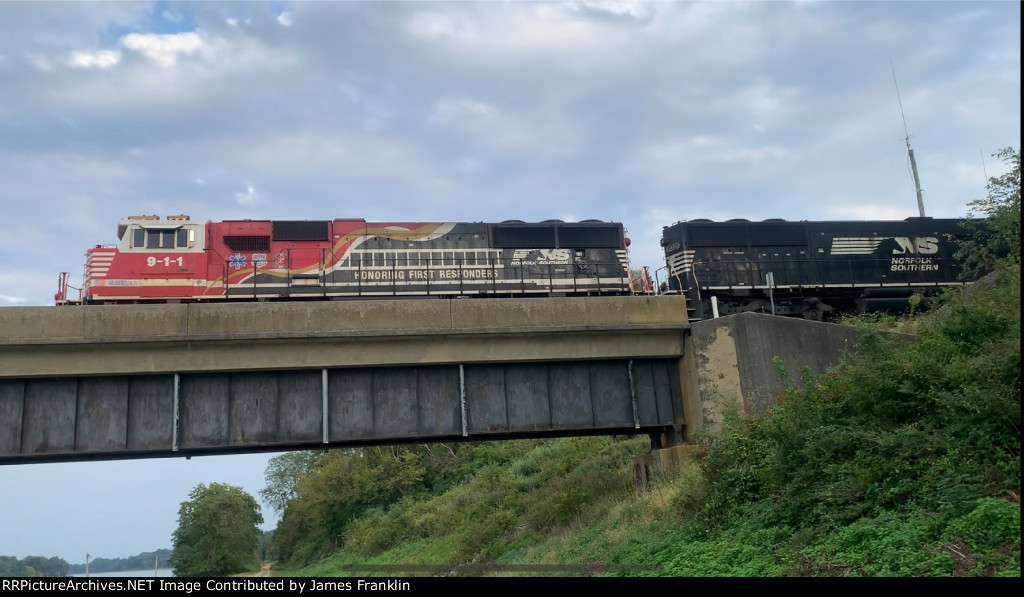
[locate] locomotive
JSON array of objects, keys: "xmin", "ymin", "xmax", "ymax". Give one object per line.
[
  {"xmin": 54, "ymin": 214, "xmax": 976, "ymax": 322},
  {"xmin": 55, "ymin": 215, "xmax": 635, "ymax": 305},
  {"xmin": 659, "ymin": 216, "xmax": 971, "ymax": 321}
]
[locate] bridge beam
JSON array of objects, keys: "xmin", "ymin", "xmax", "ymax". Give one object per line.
[{"xmin": 0, "ymin": 359, "xmax": 683, "ymax": 465}]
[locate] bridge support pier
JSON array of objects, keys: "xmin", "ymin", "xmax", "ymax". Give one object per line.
[{"xmin": 633, "ymin": 443, "xmax": 697, "ymax": 495}]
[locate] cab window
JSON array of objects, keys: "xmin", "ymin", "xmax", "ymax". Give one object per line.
[{"xmin": 134, "ymin": 227, "xmax": 190, "ymax": 249}]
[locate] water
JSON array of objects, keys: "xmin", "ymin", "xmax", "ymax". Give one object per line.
[{"xmin": 72, "ymin": 568, "xmax": 175, "ymax": 577}]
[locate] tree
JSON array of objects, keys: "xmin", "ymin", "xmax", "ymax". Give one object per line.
[
  {"xmin": 956, "ymin": 147, "xmax": 1021, "ymax": 276},
  {"xmin": 169, "ymin": 483, "xmax": 264, "ymax": 577},
  {"xmin": 260, "ymin": 450, "xmax": 323, "ymax": 515},
  {"xmin": 19, "ymin": 556, "xmax": 67, "ymax": 577},
  {"xmin": 0, "ymin": 556, "xmax": 33, "ymax": 577},
  {"xmin": 270, "ymin": 446, "xmax": 432, "ymax": 566}
]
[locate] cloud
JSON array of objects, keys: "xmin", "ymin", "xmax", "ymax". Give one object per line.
[
  {"xmin": 69, "ymin": 49, "xmax": 120, "ymax": 69},
  {"xmin": 625, "ymin": 135, "xmax": 795, "ymax": 186},
  {"xmin": 235, "ymin": 184, "xmax": 257, "ymax": 205},
  {"xmin": 579, "ymin": 1, "xmax": 653, "ymax": 21},
  {"xmin": 823, "ymin": 204, "xmax": 924, "ymax": 221},
  {"xmin": 24, "ymin": 52, "xmax": 54, "ymax": 71},
  {"xmin": 120, "ymin": 32, "xmax": 201, "ymax": 67},
  {"xmin": 431, "ymin": 98, "xmax": 497, "ymax": 122},
  {"xmin": 0, "ymin": 0, "xmax": 1017, "ymax": 306},
  {"xmin": 403, "ymin": 0, "xmax": 655, "ymax": 65},
  {"xmin": 162, "ymin": 8, "xmax": 185, "ymax": 24}
]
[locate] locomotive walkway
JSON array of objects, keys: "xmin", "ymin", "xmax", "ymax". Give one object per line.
[{"xmin": 0, "ymin": 296, "xmax": 699, "ymax": 465}]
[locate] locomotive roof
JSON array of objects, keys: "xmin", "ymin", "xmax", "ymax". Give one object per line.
[
  {"xmin": 663, "ymin": 216, "xmax": 963, "ymax": 229},
  {"xmin": 117, "ymin": 215, "xmax": 195, "ymax": 239}
]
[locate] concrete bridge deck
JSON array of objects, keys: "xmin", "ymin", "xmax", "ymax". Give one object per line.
[
  {"xmin": 0, "ymin": 296, "xmax": 690, "ymax": 377},
  {"xmin": 0, "ymin": 296, "xmax": 697, "ymax": 465}
]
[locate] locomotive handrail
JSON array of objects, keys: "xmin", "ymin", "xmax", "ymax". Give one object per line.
[
  {"xmin": 689, "ymin": 256, "xmax": 964, "ymax": 290},
  {"xmin": 54, "ymin": 272, "xmax": 82, "ymax": 305},
  {"xmin": 79, "ymin": 246, "xmax": 631, "ymax": 304}
]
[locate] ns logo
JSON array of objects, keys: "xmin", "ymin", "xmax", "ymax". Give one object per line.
[{"xmin": 892, "ymin": 237, "xmax": 939, "ymax": 255}]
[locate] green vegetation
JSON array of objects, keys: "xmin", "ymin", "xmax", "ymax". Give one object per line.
[
  {"xmin": 260, "ymin": 450, "xmax": 324, "ymax": 516},
  {"xmin": 266, "ymin": 436, "xmax": 654, "ymax": 576},
  {"xmin": 65, "ymin": 549, "xmax": 172, "ymax": 574},
  {"xmin": 956, "ymin": 147, "xmax": 1021, "ymax": 277},
  {"xmin": 0, "ymin": 555, "xmax": 68, "ymax": 577},
  {"xmin": 169, "ymin": 482, "xmax": 264, "ymax": 577}
]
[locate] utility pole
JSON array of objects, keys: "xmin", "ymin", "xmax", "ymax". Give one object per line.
[
  {"xmin": 85, "ymin": 553, "xmax": 89, "ymax": 578},
  {"xmin": 891, "ymin": 57, "xmax": 926, "ymax": 217}
]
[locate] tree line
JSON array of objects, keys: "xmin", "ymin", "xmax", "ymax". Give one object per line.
[
  {"xmin": 65, "ymin": 549, "xmax": 172, "ymax": 574},
  {"xmin": 0, "ymin": 555, "xmax": 67, "ymax": 577}
]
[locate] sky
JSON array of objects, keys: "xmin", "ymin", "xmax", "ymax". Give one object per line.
[{"xmin": 0, "ymin": 0, "xmax": 1019, "ymax": 565}]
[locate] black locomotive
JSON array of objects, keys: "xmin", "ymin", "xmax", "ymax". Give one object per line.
[{"xmin": 659, "ymin": 217, "xmax": 970, "ymax": 321}]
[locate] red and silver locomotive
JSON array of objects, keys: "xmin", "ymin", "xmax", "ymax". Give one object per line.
[{"xmin": 56, "ymin": 215, "xmax": 636, "ymax": 305}]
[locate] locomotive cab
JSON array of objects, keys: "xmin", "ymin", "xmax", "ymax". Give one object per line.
[
  {"xmin": 116, "ymin": 214, "xmax": 205, "ymax": 252},
  {"xmin": 80, "ymin": 215, "xmax": 208, "ymax": 304}
]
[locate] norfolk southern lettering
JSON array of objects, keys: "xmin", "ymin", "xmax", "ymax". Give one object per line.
[{"xmin": 890, "ymin": 256, "xmax": 939, "ymax": 271}]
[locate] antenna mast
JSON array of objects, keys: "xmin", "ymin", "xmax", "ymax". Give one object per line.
[{"xmin": 891, "ymin": 57, "xmax": 926, "ymax": 217}]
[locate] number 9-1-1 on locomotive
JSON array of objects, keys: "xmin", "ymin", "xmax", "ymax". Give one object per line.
[
  {"xmin": 56, "ymin": 215, "xmax": 635, "ymax": 305},
  {"xmin": 659, "ymin": 216, "xmax": 970, "ymax": 321}
]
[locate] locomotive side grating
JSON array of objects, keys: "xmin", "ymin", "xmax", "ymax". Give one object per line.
[
  {"xmin": 273, "ymin": 220, "xmax": 330, "ymax": 241},
  {"xmin": 224, "ymin": 235, "xmax": 271, "ymax": 252}
]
